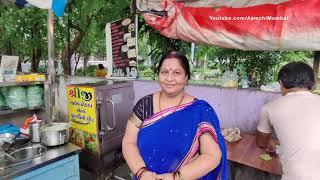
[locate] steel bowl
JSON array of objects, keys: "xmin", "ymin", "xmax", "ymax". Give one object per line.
[{"xmin": 40, "ymin": 123, "xmax": 70, "ymax": 146}]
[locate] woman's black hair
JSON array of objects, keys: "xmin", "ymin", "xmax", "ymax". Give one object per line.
[
  {"xmin": 278, "ymin": 61, "xmax": 314, "ymax": 90},
  {"xmin": 157, "ymin": 51, "xmax": 191, "ymax": 80},
  {"xmin": 98, "ymin": 64, "xmax": 104, "ymax": 69}
]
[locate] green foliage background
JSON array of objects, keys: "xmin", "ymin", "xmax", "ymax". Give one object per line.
[{"xmin": 0, "ymin": 2, "xmax": 314, "ymax": 87}]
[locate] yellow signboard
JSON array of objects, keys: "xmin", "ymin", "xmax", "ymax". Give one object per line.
[{"xmin": 67, "ymin": 86, "xmax": 97, "ymax": 134}]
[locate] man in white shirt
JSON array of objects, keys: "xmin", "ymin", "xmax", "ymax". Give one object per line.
[{"xmin": 256, "ymin": 62, "xmax": 320, "ymax": 180}]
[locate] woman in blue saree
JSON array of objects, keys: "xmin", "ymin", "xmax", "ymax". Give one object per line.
[{"xmin": 122, "ymin": 51, "xmax": 228, "ymax": 180}]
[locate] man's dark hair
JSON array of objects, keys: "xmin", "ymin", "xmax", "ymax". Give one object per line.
[
  {"xmin": 98, "ymin": 64, "xmax": 104, "ymax": 69},
  {"xmin": 157, "ymin": 51, "xmax": 191, "ymax": 80},
  {"xmin": 278, "ymin": 61, "xmax": 314, "ymax": 90}
]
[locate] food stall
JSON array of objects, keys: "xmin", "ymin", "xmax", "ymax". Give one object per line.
[
  {"xmin": 0, "ymin": 79, "xmax": 82, "ymax": 180},
  {"xmin": 66, "ymin": 80, "xmax": 134, "ymax": 177},
  {"xmin": 0, "ymin": 1, "xmax": 79, "ymax": 179}
]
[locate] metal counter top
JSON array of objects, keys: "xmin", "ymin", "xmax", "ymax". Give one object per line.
[{"xmin": 0, "ymin": 143, "xmax": 81, "ymax": 179}]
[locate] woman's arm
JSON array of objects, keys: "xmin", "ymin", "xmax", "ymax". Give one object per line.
[
  {"xmin": 155, "ymin": 132, "xmax": 222, "ymax": 180},
  {"xmin": 122, "ymin": 115, "xmax": 156, "ymax": 180},
  {"xmin": 180, "ymin": 132, "xmax": 222, "ymax": 179},
  {"xmin": 122, "ymin": 120, "xmax": 145, "ymax": 173}
]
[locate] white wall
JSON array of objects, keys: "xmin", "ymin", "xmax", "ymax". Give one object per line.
[{"xmin": 133, "ymin": 80, "xmax": 280, "ymax": 133}]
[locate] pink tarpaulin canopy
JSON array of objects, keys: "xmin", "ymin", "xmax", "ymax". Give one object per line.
[{"xmin": 137, "ymin": 0, "xmax": 320, "ymax": 50}]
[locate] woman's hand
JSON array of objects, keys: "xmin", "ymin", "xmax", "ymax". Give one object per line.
[
  {"xmin": 140, "ymin": 171, "xmax": 157, "ymax": 180},
  {"xmin": 154, "ymin": 173, "xmax": 175, "ymax": 180}
]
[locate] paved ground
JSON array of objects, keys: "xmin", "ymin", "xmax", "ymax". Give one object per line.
[
  {"xmin": 80, "ymin": 162, "xmax": 133, "ymax": 180},
  {"xmin": 80, "ymin": 161, "xmax": 282, "ymax": 180}
]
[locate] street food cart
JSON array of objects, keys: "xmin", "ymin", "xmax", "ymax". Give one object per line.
[{"xmin": 67, "ymin": 80, "xmax": 134, "ymax": 176}]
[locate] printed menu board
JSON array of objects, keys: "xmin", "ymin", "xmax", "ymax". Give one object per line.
[
  {"xmin": 67, "ymin": 85, "xmax": 100, "ymax": 155},
  {"xmin": 106, "ymin": 16, "xmax": 138, "ymax": 78},
  {"xmin": 67, "ymin": 86, "xmax": 97, "ymax": 134}
]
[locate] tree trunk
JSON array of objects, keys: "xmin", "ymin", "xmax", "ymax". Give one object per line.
[
  {"xmin": 31, "ymin": 48, "xmax": 42, "ymax": 72},
  {"xmin": 4, "ymin": 39, "xmax": 12, "ymax": 55},
  {"xmin": 74, "ymin": 53, "xmax": 81, "ymax": 72},
  {"xmin": 131, "ymin": 0, "xmax": 136, "ymax": 14},
  {"xmin": 84, "ymin": 55, "xmax": 88, "ymax": 68},
  {"xmin": 29, "ymin": 22, "xmax": 42, "ymax": 73},
  {"xmin": 60, "ymin": 30, "xmax": 85, "ymax": 75},
  {"xmin": 60, "ymin": 12, "xmax": 94, "ymax": 75}
]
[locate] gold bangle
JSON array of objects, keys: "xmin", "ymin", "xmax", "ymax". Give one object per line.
[
  {"xmin": 138, "ymin": 169, "xmax": 148, "ymax": 180},
  {"xmin": 135, "ymin": 167, "xmax": 147, "ymax": 178}
]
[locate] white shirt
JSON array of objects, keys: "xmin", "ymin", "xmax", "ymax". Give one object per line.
[{"xmin": 257, "ymin": 91, "xmax": 320, "ymax": 180}]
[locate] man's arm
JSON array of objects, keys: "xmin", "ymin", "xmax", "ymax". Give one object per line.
[
  {"xmin": 256, "ymin": 105, "xmax": 273, "ymax": 149},
  {"xmin": 256, "ymin": 131, "xmax": 272, "ymax": 148}
]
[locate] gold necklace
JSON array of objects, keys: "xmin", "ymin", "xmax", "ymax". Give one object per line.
[{"xmin": 159, "ymin": 91, "xmax": 185, "ymax": 117}]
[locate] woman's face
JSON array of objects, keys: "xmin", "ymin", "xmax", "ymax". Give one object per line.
[{"xmin": 158, "ymin": 58, "xmax": 188, "ymax": 95}]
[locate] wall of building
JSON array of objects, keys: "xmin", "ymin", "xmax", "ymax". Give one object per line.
[{"xmin": 133, "ymin": 80, "xmax": 280, "ymax": 133}]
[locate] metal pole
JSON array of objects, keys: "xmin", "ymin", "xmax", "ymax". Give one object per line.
[
  {"xmin": 48, "ymin": 9, "xmax": 56, "ymax": 122},
  {"xmin": 68, "ymin": 4, "xmax": 71, "ymax": 75},
  {"xmin": 313, "ymin": 51, "xmax": 320, "ymax": 89},
  {"xmin": 191, "ymin": 43, "xmax": 195, "ymax": 69}
]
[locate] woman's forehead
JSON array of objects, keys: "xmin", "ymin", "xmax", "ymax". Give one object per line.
[{"xmin": 161, "ymin": 58, "xmax": 183, "ymax": 69}]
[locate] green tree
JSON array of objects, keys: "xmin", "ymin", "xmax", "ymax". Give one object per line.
[
  {"xmin": 189, "ymin": 44, "xmax": 312, "ymax": 86},
  {"xmin": 138, "ymin": 17, "xmax": 191, "ymax": 79},
  {"xmin": 0, "ymin": 6, "xmax": 47, "ymax": 72},
  {"xmin": 57, "ymin": 0, "xmax": 131, "ymax": 75},
  {"xmin": 0, "ymin": 0, "xmax": 131, "ymax": 75}
]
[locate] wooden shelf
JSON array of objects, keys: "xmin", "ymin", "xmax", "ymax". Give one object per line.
[{"xmin": 0, "ymin": 106, "xmax": 45, "ymax": 115}]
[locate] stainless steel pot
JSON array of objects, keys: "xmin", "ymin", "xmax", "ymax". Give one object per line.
[{"xmin": 40, "ymin": 123, "xmax": 70, "ymax": 146}]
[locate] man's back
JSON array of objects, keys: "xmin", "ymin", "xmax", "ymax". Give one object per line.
[{"xmin": 258, "ymin": 91, "xmax": 320, "ymax": 180}]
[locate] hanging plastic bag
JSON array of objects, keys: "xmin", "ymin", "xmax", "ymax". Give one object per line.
[
  {"xmin": 0, "ymin": 94, "xmax": 5, "ymax": 108},
  {"xmin": 7, "ymin": 86, "xmax": 27, "ymax": 109},
  {"xmin": 26, "ymin": 85, "xmax": 44, "ymax": 108},
  {"xmin": 0, "ymin": 87, "xmax": 9, "ymax": 109},
  {"xmin": 0, "ymin": 87, "xmax": 9, "ymax": 97}
]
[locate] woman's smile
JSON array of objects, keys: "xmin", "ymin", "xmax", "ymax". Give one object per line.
[{"xmin": 164, "ymin": 84, "xmax": 175, "ymax": 88}]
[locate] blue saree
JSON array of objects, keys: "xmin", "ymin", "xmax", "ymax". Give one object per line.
[{"xmin": 137, "ymin": 100, "xmax": 228, "ymax": 180}]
